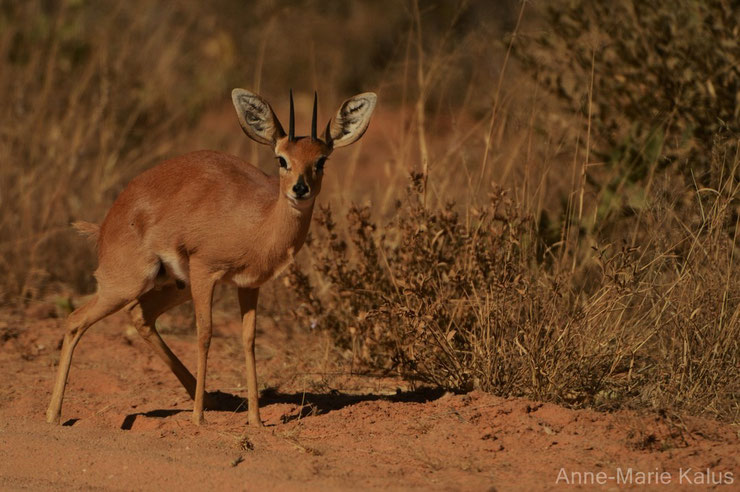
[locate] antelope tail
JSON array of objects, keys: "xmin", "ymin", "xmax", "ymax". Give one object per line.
[{"xmin": 71, "ymin": 221, "xmax": 101, "ymax": 243}]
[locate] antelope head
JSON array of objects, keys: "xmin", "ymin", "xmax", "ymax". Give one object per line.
[{"xmin": 231, "ymin": 88, "xmax": 377, "ymax": 209}]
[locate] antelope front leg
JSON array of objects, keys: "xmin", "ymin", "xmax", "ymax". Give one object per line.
[
  {"xmin": 237, "ymin": 287, "xmax": 263, "ymax": 427},
  {"xmin": 190, "ymin": 262, "xmax": 217, "ymax": 425}
]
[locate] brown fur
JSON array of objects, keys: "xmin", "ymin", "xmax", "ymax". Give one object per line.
[
  {"xmin": 94, "ymin": 146, "xmax": 328, "ymax": 290},
  {"xmin": 46, "ymin": 90, "xmax": 376, "ymax": 428}
]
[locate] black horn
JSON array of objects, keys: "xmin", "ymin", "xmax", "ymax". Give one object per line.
[
  {"xmin": 311, "ymin": 91, "xmax": 318, "ymax": 141},
  {"xmin": 289, "ymin": 88, "xmax": 295, "ymax": 141}
]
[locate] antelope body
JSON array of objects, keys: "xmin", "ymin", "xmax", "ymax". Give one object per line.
[{"xmin": 46, "ymin": 89, "xmax": 376, "ymax": 426}]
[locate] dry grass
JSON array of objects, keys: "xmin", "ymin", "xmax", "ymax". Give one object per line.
[
  {"xmin": 0, "ymin": 1, "xmax": 232, "ymax": 299},
  {"xmin": 1, "ymin": 1, "xmax": 737, "ymax": 422},
  {"xmin": 288, "ymin": 151, "xmax": 739, "ymax": 421}
]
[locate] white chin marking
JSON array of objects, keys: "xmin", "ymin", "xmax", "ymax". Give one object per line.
[{"xmin": 287, "ymin": 195, "xmax": 314, "ymax": 208}]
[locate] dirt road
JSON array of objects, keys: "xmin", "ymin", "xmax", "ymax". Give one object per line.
[{"xmin": 1, "ymin": 306, "xmax": 737, "ymax": 490}]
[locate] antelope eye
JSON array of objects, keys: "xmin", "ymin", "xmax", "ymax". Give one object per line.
[
  {"xmin": 277, "ymin": 156, "xmax": 288, "ymax": 169},
  {"xmin": 316, "ymin": 156, "xmax": 327, "ymax": 172}
]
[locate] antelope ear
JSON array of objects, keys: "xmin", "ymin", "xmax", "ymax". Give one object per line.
[
  {"xmin": 325, "ymin": 92, "xmax": 377, "ymax": 148},
  {"xmin": 231, "ymin": 89, "xmax": 286, "ymax": 146}
]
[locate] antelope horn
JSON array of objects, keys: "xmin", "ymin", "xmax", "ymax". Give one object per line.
[
  {"xmin": 289, "ymin": 88, "xmax": 295, "ymax": 141},
  {"xmin": 311, "ymin": 91, "xmax": 318, "ymax": 141}
]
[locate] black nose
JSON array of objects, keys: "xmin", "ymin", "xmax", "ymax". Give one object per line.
[{"xmin": 292, "ymin": 181, "xmax": 309, "ymax": 197}]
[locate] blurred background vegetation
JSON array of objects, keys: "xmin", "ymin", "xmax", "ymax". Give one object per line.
[{"xmin": 1, "ymin": 0, "xmax": 737, "ymax": 422}]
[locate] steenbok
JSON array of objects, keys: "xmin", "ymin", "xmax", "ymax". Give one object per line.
[{"xmin": 46, "ymin": 89, "xmax": 376, "ymax": 426}]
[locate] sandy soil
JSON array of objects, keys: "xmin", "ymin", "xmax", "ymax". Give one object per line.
[{"xmin": 1, "ymin": 303, "xmax": 737, "ymax": 491}]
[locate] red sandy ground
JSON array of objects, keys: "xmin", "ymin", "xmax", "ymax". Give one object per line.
[{"xmin": 0, "ymin": 303, "xmax": 737, "ymax": 491}]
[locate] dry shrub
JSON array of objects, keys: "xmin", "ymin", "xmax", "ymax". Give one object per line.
[
  {"xmin": 289, "ymin": 152, "xmax": 739, "ymax": 420},
  {"xmin": 289, "ymin": 178, "xmax": 552, "ymax": 392},
  {"xmin": 287, "ymin": 185, "xmax": 608, "ymax": 402},
  {"xmin": 268, "ymin": 2, "xmax": 740, "ymax": 422}
]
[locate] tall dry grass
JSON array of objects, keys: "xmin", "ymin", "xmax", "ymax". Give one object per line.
[
  {"xmin": 1, "ymin": 1, "xmax": 737, "ymax": 421},
  {"xmin": 0, "ymin": 1, "xmax": 235, "ymax": 300},
  {"xmin": 284, "ymin": 0, "xmax": 739, "ymax": 421},
  {"xmin": 288, "ymin": 145, "xmax": 739, "ymax": 421}
]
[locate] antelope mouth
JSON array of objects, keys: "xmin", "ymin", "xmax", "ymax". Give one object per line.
[{"xmin": 286, "ymin": 193, "xmax": 315, "ymax": 207}]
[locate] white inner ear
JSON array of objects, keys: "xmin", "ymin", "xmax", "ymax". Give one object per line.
[
  {"xmin": 232, "ymin": 89, "xmax": 283, "ymax": 146},
  {"xmin": 330, "ymin": 93, "xmax": 377, "ymax": 148}
]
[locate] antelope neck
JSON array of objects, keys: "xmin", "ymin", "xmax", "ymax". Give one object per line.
[{"xmin": 267, "ymin": 191, "xmax": 316, "ymax": 253}]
